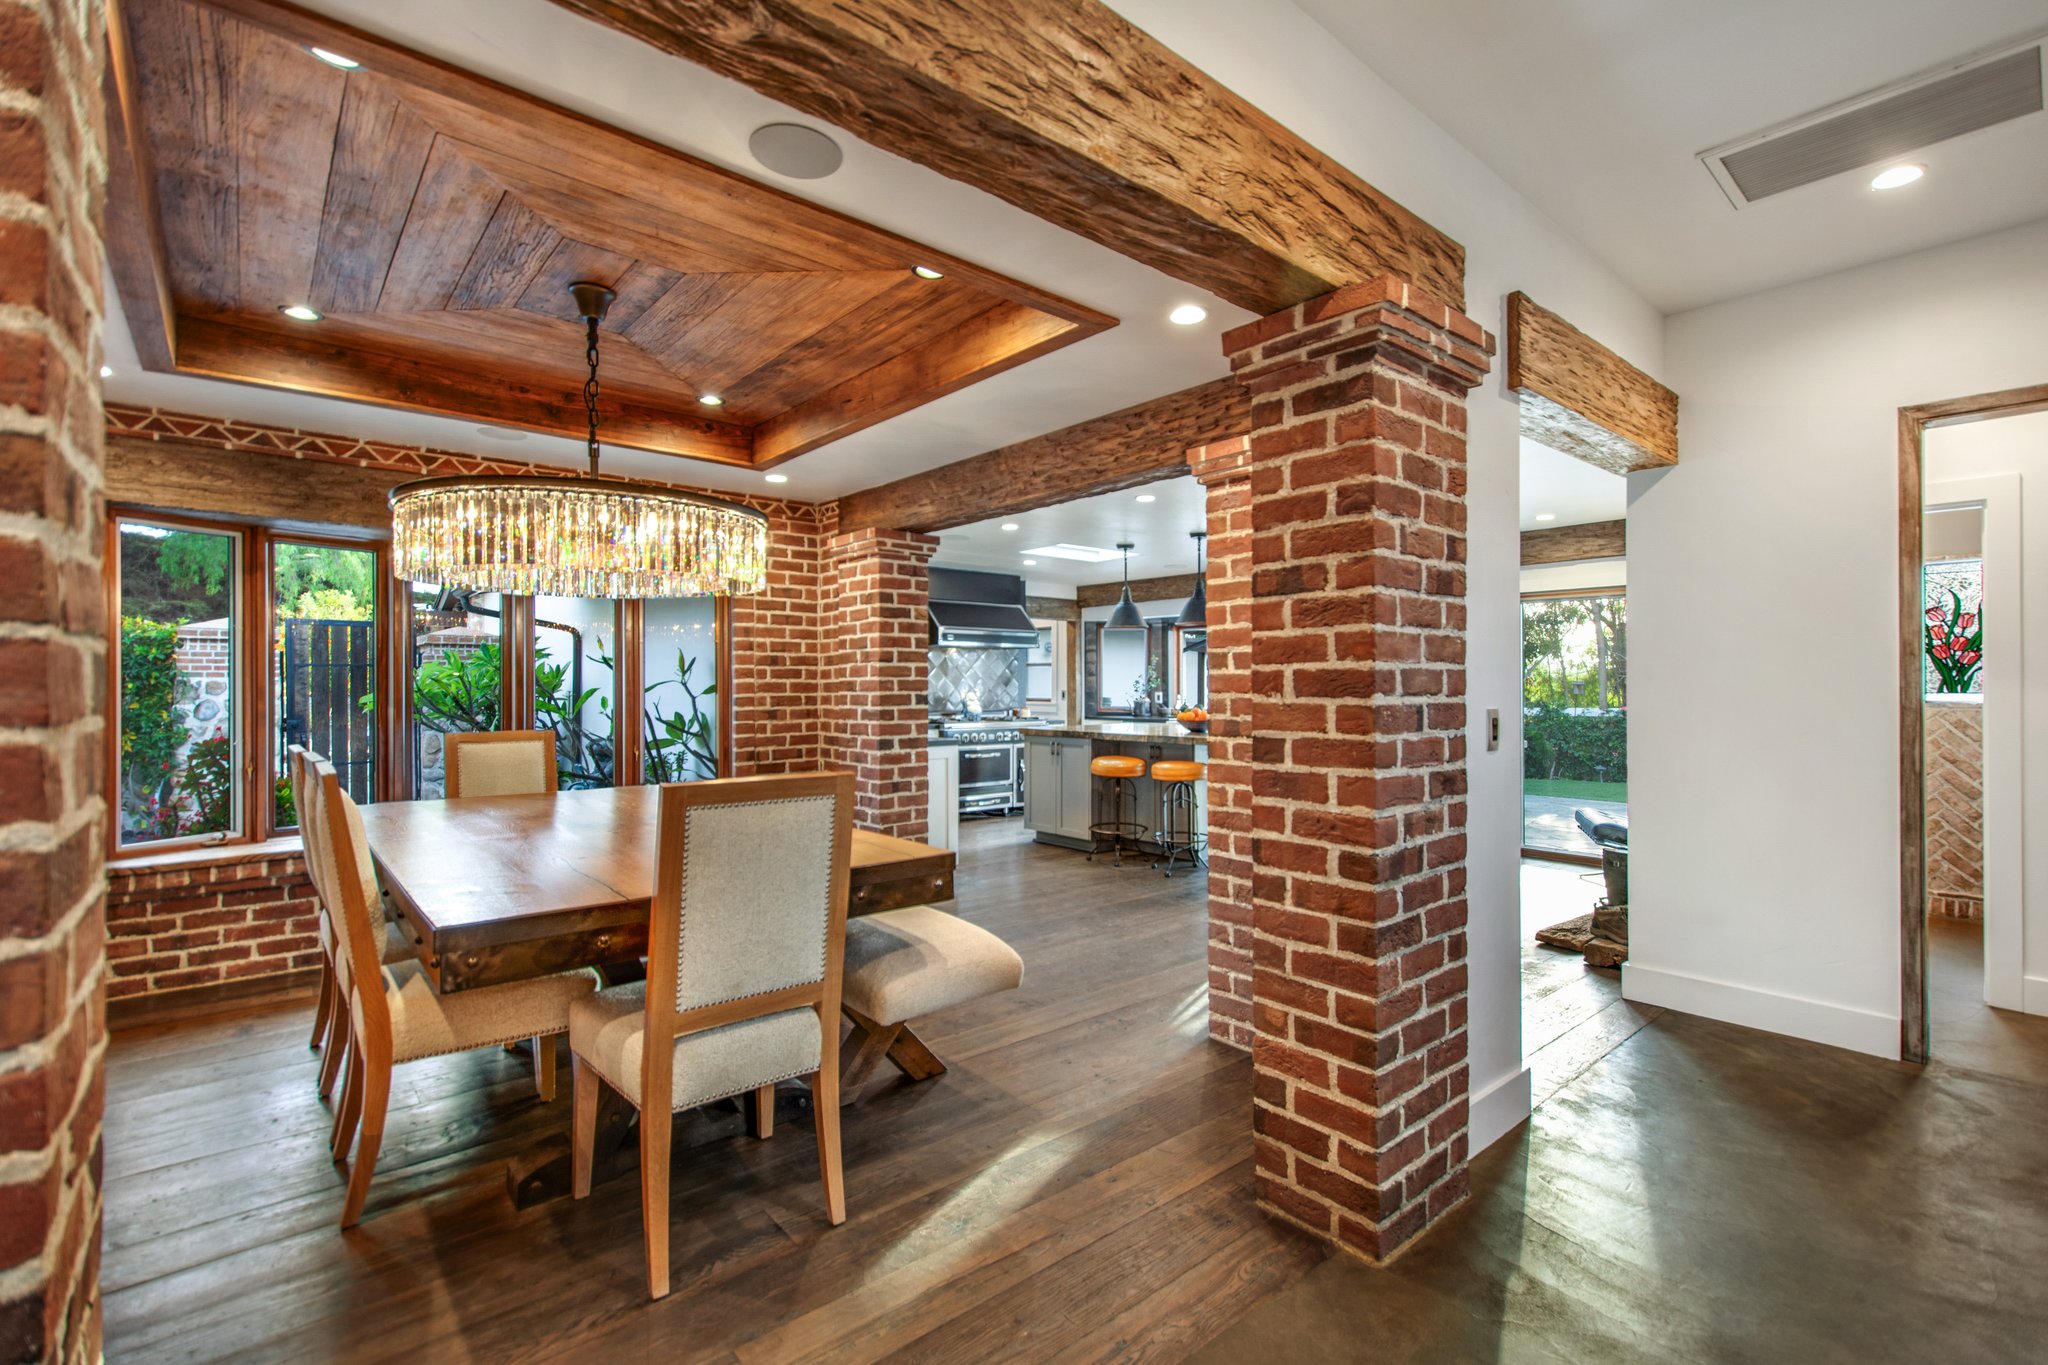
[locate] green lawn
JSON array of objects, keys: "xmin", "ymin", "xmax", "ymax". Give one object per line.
[{"xmin": 1524, "ymin": 778, "xmax": 1628, "ymax": 803}]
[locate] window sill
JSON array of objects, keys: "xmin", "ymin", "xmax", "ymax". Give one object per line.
[{"xmin": 110, "ymin": 834, "xmax": 305, "ymax": 874}]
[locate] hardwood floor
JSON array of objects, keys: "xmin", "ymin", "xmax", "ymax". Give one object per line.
[
  {"xmin": 1519, "ymin": 858, "xmax": 1661, "ymax": 1106},
  {"xmin": 102, "ymin": 816, "xmax": 1325, "ymax": 1362}
]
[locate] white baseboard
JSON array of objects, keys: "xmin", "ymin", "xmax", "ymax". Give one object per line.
[
  {"xmin": 1623, "ymin": 963, "xmax": 1898, "ymax": 1059},
  {"xmin": 1469, "ymin": 1066, "xmax": 1532, "ymax": 1153},
  {"xmin": 2021, "ymin": 975, "xmax": 2048, "ymax": 1016}
]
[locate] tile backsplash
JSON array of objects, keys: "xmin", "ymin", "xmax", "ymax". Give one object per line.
[{"xmin": 929, "ymin": 647, "xmax": 1026, "ymax": 715}]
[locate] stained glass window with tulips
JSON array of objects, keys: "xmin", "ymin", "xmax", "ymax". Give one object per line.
[{"xmin": 1923, "ymin": 559, "xmax": 1984, "ymax": 696}]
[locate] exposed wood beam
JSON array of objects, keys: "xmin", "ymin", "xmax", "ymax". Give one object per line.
[
  {"xmin": 834, "ymin": 377, "xmax": 1248, "ymax": 534},
  {"xmin": 1507, "ymin": 292, "xmax": 1677, "ymax": 474},
  {"xmin": 1075, "ymin": 573, "xmax": 1199, "ymax": 610},
  {"xmin": 103, "ymin": 0, "xmax": 177, "ymax": 369},
  {"xmin": 547, "ymin": 0, "xmax": 1466, "ymax": 315},
  {"xmin": 106, "ymin": 434, "xmax": 400, "ymax": 531},
  {"xmin": 752, "ymin": 302, "xmax": 1085, "ymax": 467},
  {"xmin": 1521, "ymin": 519, "xmax": 1625, "ymax": 567},
  {"xmin": 172, "ymin": 317, "xmax": 755, "ymax": 465}
]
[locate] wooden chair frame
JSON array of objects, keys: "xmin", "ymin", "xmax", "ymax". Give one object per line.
[
  {"xmin": 442, "ymin": 728, "xmax": 559, "ymax": 798},
  {"xmin": 570, "ymin": 772, "xmax": 855, "ymax": 1300}
]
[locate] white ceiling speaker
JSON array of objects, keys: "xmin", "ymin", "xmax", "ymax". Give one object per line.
[
  {"xmin": 1698, "ymin": 34, "xmax": 2043, "ymax": 207},
  {"xmin": 749, "ymin": 123, "xmax": 844, "ymax": 179}
]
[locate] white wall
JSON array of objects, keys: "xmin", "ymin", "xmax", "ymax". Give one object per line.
[
  {"xmin": 1926, "ymin": 411, "xmax": 2047, "ymax": 1010},
  {"xmin": 1631, "ymin": 218, "xmax": 2048, "ymax": 1057},
  {"xmin": 1107, "ymin": 0, "xmax": 1668, "ymax": 1150}
]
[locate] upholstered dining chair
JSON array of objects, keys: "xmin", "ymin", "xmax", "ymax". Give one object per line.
[
  {"xmin": 567, "ymin": 772, "xmax": 855, "ymax": 1300},
  {"xmin": 442, "ymin": 729, "xmax": 558, "ymax": 799},
  {"xmin": 311, "ymin": 765, "xmax": 599, "ymax": 1228},
  {"xmin": 290, "ymin": 747, "xmax": 413, "ymax": 1105}
]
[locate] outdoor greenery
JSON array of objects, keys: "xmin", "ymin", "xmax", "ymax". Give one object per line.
[
  {"xmin": 1522, "ymin": 595, "xmax": 1626, "ymax": 710},
  {"xmin": 410, "ymin": 642, "xmax": 503, "ymax": 734},
  {"xmin": 537, "ymin": 652, "xmax": 613, "ymax": 789},
  {"xmin": 1523, "ymin": 704, "xmax": 1627, "ymax": 785},
  {"xmin": 643, "ymin": 651, "xmax": 718, "ymax": 784},
  {"xmin": 1524, "ymin": 777, "xmax": 1628, "ymax": 802}
]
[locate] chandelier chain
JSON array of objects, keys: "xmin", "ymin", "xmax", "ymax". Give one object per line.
[{"xmin": 583, "ymin": 314, "xmax": 602, "ymax": 476}]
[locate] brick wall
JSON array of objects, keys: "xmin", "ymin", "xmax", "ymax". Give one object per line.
[
  {"xmin": 0, "ymin": 0, "xmax": 109, "ymax": 1359},
  {"xmin": 104, "ymin": 852, "xmax": 322, "ymax": 1002},
  {"xmin": 1191, "ymin": 437, "xmax": 1255, "ymax": 1048},
  {"xmin": 730, "ymin": 502, "xmax": 826, "ymax": 775},
  {"xmin": 1925, "ymin": 700, "xmax": 1983, "ymax": 921},
  {"xmin": 819, "ymin": 518, "xmax": 940, "ymax": 837},
  {"xmin": 1223, "ymin": 276, "xmax": 1493, "ymax": 1265}
]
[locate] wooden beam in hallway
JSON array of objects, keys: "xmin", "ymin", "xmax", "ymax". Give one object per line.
[
  {"xmin": 545, "ymin": 0, "xmax": 1467, "ymax": 314},
  {"xmin": 1520, "ymin": 518, "xmax": 1625, "ymax": 567},
  {"xmin": 1507, "ymin": 291, "xmax": 1678, "ymax": 474}
]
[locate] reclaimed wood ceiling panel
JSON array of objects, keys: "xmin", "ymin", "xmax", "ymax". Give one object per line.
[{"xmin": 104, "ymin": 0, "xmax": 1114, "ymax": 469}]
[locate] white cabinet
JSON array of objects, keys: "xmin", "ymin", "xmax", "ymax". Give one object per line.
[
  {"xmin": 1024, "ymin": 737, "xmax": 1097, "ymax": 846},
  {"xmin": 925, "ymin": 746, "xmax": 960, "ymax": 851}
]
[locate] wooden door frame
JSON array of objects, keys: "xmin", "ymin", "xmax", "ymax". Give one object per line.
[{"xmin": 1897, "ymin": 381, "xmax": 2048, "ymax": 1063}]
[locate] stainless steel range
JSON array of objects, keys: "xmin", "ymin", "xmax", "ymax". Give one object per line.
[{"xmin": 933, "ymin": 718, "xmax": 1043, "ymax": 816}]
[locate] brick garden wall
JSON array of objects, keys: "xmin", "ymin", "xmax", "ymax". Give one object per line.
[
  {"xmin": 0, "ymin": 0, "xmax": 110, "ymax": 1358},
  {"xmin": 1925, "ymin": 700, "xmax": 1984, "ymax": 921}
]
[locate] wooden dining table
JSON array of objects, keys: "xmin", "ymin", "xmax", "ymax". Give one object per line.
[{"xmin": 358, "ymin": 784, "xmax": 959, "ymax": 1207}]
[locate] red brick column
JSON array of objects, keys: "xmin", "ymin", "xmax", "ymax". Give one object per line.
[
  {"xmin": 1223, "ymin": 277, "xmax": 1493, "ymax": 1263},
  {"xmin": 728, "ymin": 501, "xmax": 825, "ymax": 775},
  {"xmin": 820, "ymin": 524, "xmax": 940, "ymax": 837},
  {"xmin": 0, "ymin": 1, "xmax": 110, "ymax": 1359},
  {"xmin": 1190, "ymin": 436, "xmax": 1255, "ymax": 1047}
]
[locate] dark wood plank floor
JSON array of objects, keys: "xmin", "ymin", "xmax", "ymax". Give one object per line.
[{"xmin": 102, "ymin": 816, "xmax": 1326, "ymax": 1363}]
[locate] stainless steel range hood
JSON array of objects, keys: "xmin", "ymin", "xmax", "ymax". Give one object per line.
[{"xmin": 928, "ymin": 566, "xmax": 1038, "ymax": 648}]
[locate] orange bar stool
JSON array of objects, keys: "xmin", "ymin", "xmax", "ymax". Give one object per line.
[
  {"xmin": 1150, "ymin": 759, "xmax": 1207, "ymax": 877},
  {"xmin": 1087, "ymin": 754, "xmax": 1149, "ymax": 867}
]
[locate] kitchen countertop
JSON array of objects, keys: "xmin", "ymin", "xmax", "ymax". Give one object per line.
[{"xmin": 1025, "ymin": 722, "xmax": 1207, "ymax": 743}]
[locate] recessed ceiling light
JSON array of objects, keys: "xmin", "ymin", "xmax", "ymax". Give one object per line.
[
  {"xmin": 1001, "ymin": 523, "xmax": 1019, "ymax": 531},
  {"xmin": 911, "ymin": 265, "xmax": 945, "ymax": 280},
  {"xmin": 748, "ymin": 122, "xmax": 843, "ymax": 179},
  {"xmin": 698, "ymin": 394, "xmax": 723, "ymax": 406},
  {"xmin": 1534, "ymin": 512, "xmax": 1557, "ymax": 522},
  {"xmin": 99, "ymin": 365, "xmax": 112, "ymax": 379},
  {"xmin": 1870, "ymin": 164, "xmax": 1924, "ymax": 191},
  {"xmin": 1021, "ymin": 559, "xmax": 1038, "ymax": 566},
  {"xmin": 279, "ymin": 304, "xmax": 322, "ymax": 322},
  {"xmin": 308, "ymin": 47, "xmax": 360, "ymax": 70},
  {"xmin": 1135, "ymin": 494, "xmax": 1156, "ymax": 503},
  {"xmin": 1168, "ymin": 304, "xmax": 1207, "ymax": 326},
  {"xmin": 764, "ymin": 473, "xmax": 789, "ymax": 483}
]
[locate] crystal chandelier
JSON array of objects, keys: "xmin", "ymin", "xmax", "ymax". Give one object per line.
[{"xmin": 389, "ymin": 282, "xmax": 768, "ymax": 599}]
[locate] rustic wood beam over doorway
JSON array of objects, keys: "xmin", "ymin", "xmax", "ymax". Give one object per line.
[
  {"xmin": 833, "ymin": 377, "xmax": 1247, "ymax": 534},
  {"xmin": 546, "ymin": 0, "xmax": 1467, "ymax": 315},
  {"xmin": 1520, "ymin": 518, "xmax": 1625, "ymax": 567},
  {"xmin": 1507, "ymin": 292, "xmax": 1678, "ymax": 474}
]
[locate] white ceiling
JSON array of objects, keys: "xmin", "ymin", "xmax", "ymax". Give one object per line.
[
  {"xmin": 1297, "ymin": 0, "xmax": 2048, "ymax": 313},
  {"xmin": 935, "ymin": 476, "xmax": 1208, "ymax": 591},
  {"xmin": 1519, "ymin": 438, "xmax": 1626, "ymax": 530},
  {"xmin": 104, "ymin": 0, "xmax": 1251, "ymax": 501}
]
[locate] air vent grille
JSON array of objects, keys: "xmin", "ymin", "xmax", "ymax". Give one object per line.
[{"xmin": 1702, "ymin": 40, "xmax": 2044, "ymax": 206}]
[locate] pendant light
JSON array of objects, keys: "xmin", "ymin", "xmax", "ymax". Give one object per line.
[
  {"xmin": 1176, "ymin": 530, "xmax": 1208, "ymax": 626},
  {"xmin": 1107, "ymin": 541, "xmax": 1145, "ymax": 630},
  {"xmin": 388, "ymin": 282, "xmax": 769, "ymax": 599}
]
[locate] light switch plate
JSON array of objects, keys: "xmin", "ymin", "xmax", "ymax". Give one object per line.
[{"xmin": 1486, "ymin": 708, "xmax": 1501, "ymax": 751}]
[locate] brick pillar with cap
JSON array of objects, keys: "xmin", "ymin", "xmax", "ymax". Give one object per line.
[
  {"xmin": 820, "ymin": 522, "xmax": 940, "ymax": 838},
  {"xmin": 1223, "ymin": 276, "xmax": 1494, "ymax": 1263}
]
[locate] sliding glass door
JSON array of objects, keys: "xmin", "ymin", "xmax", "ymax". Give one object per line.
[{"xmin": 1521, "ymin": 590, "xmax": 1627, "ymax": 856}]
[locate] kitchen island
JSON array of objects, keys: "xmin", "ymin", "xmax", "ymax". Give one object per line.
[{"xmin": 1022, "ymin": 723, "xmax": 1207, "ymax": 854}]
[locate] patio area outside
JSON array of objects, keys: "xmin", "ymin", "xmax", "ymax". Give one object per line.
[{"xmin": 1522, "ymin": 591, "xmax": 1627, "ymax": 857}]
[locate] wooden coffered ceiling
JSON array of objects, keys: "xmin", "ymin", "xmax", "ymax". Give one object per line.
[{"xmin": 103, "ymin": 0, "xmax": 1114, "ymax": 470}]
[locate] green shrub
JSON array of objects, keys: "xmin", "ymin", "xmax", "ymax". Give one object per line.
[{"xmin": 1523, "ymin": 705, "xmax": 1627, "ymax": 784}]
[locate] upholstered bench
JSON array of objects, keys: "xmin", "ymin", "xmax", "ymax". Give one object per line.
[{"xmin": 838, "ymin": 905, "xmax": 1023, "ymax": 1105}]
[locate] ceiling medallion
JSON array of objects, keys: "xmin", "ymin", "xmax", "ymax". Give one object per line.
[{"xmin": 389, "ymin": 282, "xmax": 769, "ymax": 599}]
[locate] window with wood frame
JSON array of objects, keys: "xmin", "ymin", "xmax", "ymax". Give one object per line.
[{"xmin": 110, "ymin": 513, "xmax": 390, "ymax": 853}]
